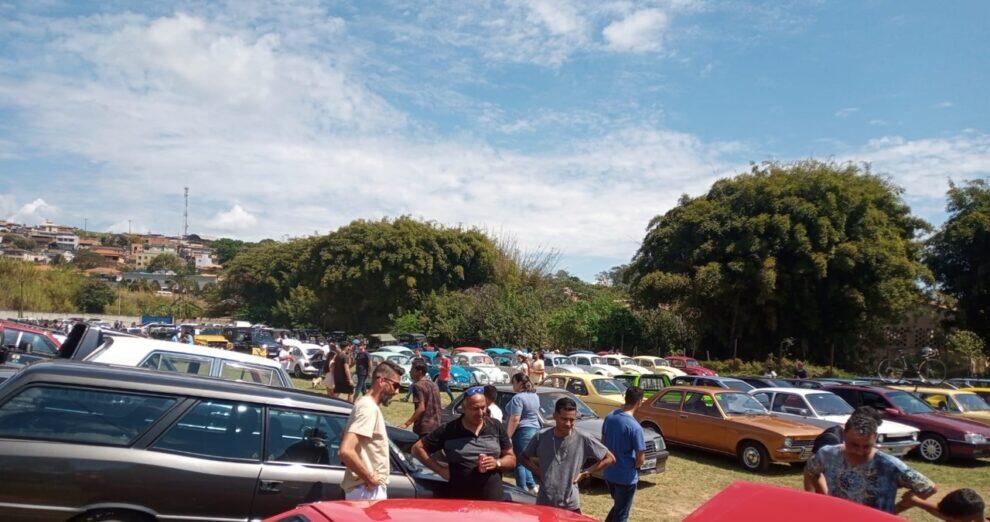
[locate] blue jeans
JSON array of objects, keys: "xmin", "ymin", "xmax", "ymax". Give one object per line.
[
  {"xmin": 605, "ymin": 481, "xmax": 637, "ymax": 522},
  {"xmin": 355, "ymin": 372, "xmax": 369, "ymax": 396},
  {"xmin": 437, "ymin": 379, "xmax": 454, "ymax": 402},
  {"xmin": 512, "ymin": 426, "xmax": 539, "ymax": 490}
]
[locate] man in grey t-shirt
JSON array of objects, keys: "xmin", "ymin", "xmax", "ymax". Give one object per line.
[{"xmin": 521, "ymin": 397, "xmax": 615, "ymax": 512}]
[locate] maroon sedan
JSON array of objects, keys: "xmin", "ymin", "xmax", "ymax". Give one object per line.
[
  {"xmin": 664, "ymin": 355, "xmax": 717, "ymax": 376},
  {"xmin": 827, "ymin": 384, "xmax": 990, "ymax": 463}
]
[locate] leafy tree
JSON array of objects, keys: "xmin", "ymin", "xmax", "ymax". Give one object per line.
[
  {"xmin": 273, "ymin": 285, "xmax": 319, "ymax": 328},
  {"xmin": 2, "ymin": 233, "xmax": 38, "ymax": 251},
  {"xmin": 926, "ymin": 180, "xmax": 990, "ymax": 343},
  {"xmin": 218, "ymin": 238, "xmax": 313, "ymax": 324},
  {"xmin": 74, "ymin": 279, "xmax": 115, "ymax": 313},
  {"xmin": 72, "ymin": 249, "xmax": 108, "ymax": 270},
  {"xmin": 147, "ymin": 253, "xmax": 190, "ymax": 274},
  {"xmin": 212, "ymin": 238, "xmax": 251, "ymax": 265},
  {"xmin": 628, "ymin": 161, "xmax": 930, "ymax": 367}
]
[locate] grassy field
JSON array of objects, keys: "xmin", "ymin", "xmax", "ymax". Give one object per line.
[{"xmin": 292, "ymin": 378, "xmax": 990, "ymax": 521}]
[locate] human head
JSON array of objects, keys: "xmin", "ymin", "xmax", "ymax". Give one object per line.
[
  {"xmin": 796, "ymin": 361, "xmax": 805, "ymax": 369},
  {"xmin": 624, "ymin": 386, "xmax": 645, "ymax": 410},
  {"xmin": 462, "ymin": 391, "xmax": 488, "ymax": 424},
  {"xmin": 414, "ymin": 347, "xmax": 421, "ymax": 355},
  {"xmin": 483, "ymin": 384, "xmax": 498, "ymax": 406},
  {"xmin": 938, "ymin": 489, "xmax": 985, "ymax": 522},
  {"xmin": 553, "ymin": 397, "xmax": 578, "ymax": 437},
  {"xmin": 843, "ymin": 406, "xmax": 881, "ymax": 464},
  {"xmin": 372, "ymin": 360, "xmax": 405, "ymax": 405},
  {"xmin": 511, "ymin": 372, "xmax": 534, "ymax": 392},
  {"xmin": 411, "ymin": 362, "xmax": 428, "ymax": 381}
]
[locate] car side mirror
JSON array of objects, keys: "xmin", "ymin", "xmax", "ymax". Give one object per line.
[{"xmin": 884, "ymin": 407, "xmax": 900, "ymax": 416}]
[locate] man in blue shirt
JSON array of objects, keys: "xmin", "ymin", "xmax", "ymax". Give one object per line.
[{"xmin": 602, "ymin": 386, "xmax": 646, "ymax": 522}]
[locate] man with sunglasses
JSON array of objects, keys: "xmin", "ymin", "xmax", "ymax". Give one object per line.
[
  {"xmin": 340, "ymin": 360, "xmax": 405, "ymax": 500},
  {"xmin": 413, "ymin": 386, "xmax": 516, "ymax": 500}
]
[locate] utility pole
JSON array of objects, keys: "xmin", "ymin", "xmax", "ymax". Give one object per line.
[
  {"xmin": 128, "ymin": 219, "xmax": 132, "ymax": 235},
  {"xmin": 18, "ymin": 278, "xmax": 24, "ymax": 319},
  {"xmin": 183, "ymin": 187, "xmax": 189, "ymax": 239},
  {"xmin": 83, "ymin": 218, "xmax": 87, "ymax": 233}
]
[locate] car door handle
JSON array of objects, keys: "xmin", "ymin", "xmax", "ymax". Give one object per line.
[
  {"xmin": 678, "ymin": 414, "xmax": 687, "ymax": 419},
  {"xmin": 259, "ymin": 480, "xmax": 283, "ymax": 493}
]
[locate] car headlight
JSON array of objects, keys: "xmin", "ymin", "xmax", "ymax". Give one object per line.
[
  {"xmin": 963, "ymin": 433, "xmax": 987, "ymax": 444},
  {"xmin": 783, "ymin": 437, "xmax": 793, "ymax": 448}
]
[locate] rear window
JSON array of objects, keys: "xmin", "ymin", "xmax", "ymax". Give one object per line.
[
  {"xmin": 0, "ymin": 385, "xmax": 176, "ymax": 446},
  {"xmin": 141, "ymin": 352, "xmax": 213, "ymax": 377},
  {"xmin": 153, "ymin": 400, "xmax": 262, "ymax": 460},
  {"xmin": 219, "ymin": 361, "xmax": 280, "ymax": 386}
]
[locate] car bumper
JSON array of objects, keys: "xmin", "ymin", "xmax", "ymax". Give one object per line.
[
  {"xmin": 949, "ymin": 440, "xmax": 990, "ymax": 459},
  {"xmin": 774, "ymin": 446, "xmax": 814, "ymax": 462},
  {"xmin": 878, "ymin": 440, "xmax": 920, "ymax": 457}
]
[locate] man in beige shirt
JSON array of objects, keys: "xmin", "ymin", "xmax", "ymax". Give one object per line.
[{"xmin": 339, "ymin": 360, "xmax": 405, "ymax": 500}]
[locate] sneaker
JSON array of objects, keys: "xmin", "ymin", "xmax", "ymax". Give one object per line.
[{"xmin": 529, "ymin": 485, "xmax": 539, "ymax": 496}]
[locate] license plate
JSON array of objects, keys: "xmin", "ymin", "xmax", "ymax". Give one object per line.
[{"xmin": 642, "ymin": 458, "xmax": 657, "ymax": 470}]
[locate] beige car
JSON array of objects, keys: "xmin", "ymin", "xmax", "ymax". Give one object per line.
[{"xmin": 632, "ymin": 356, "xmax": 687, "ymax": 378}]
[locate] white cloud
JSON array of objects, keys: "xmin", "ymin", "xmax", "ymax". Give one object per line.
[
  {"xmin": 6, "ymin": 198, "xmax": 58, "ymax": 225},
  {"xmin": 869, "ymin": 119, "xmax": 888, "ymax": 127},
  {"xmin": 520, "ymin": 0, "xmax": 586, "ymax": 36},
  {"xmin": 933, "ymin": 101, "xmax": 954, "ymax": 109},
  {"xmin": 603, "ymin": 9, "xmax": 668, "ymax": 53},
  {"xmin": 212, "ymin": 205, "xmax": 259, "ymax": 232},
  {"xmin": 835, "ymin": 107, "xmax": 859, "ymax": 118}
]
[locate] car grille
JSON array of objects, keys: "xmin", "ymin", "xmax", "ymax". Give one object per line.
[
  {"xmin": 790, "ymin": 439, "xmax": 814, "ymax": 449},
  {"xmin": 645, "ymin": 437, "xmax": 664, "ymax": 455},
  {"xmin": 883, "ymin": 435, "xmax": 916, "ymax": 444}
]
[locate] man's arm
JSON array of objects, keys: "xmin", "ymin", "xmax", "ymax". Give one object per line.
[
  {"xmin": 411, "ymin": 438, "xmax": 451, "ymax": 481},
  {"xmin": 339, "ymin": 432, "xmax": 379, "ymax": 488},
  {"xmin": 803, "ymin": 455, "xmax": 827, "ymax": 494},
  {"xmin": 402, "ymin": 388, "xmax": 424, "ymax": 428},
  {"xmin": 519, "ymin": 452, "xmax": 540, "ymax": 478},
  {"xmin": 576, "ymin": 449, "xmax": 615, "ymax": 483}
]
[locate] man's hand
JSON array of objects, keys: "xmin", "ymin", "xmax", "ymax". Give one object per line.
[
  {"xmin": 477, "ymin": 454, "xmax": 497, "ymax": 473},
  {"xmin": 363, "ymin": 473, "xmax": 382, "ymax": 489},
  {"xmin": 573, "ymin": 470, "xmax": 590, "ymax": 484},
  {"xmin": 437, "ymin": 466, "xmax": 451, "ymax": 481}
]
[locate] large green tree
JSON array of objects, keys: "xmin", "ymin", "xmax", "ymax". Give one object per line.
[
  {"xmin": 926, "ymin": 180, "xmax": 990, "ymax": 343},
  {"xmin": 627, "ymin": 161, "xmax": 930, "ymax": 367},
  {"xmin": 146, "ymin": 253, "xmax": 191, "ymax": 275},
  {"xmin": 211, "ymin": 238, "xmax": 251, "ymax": 265},
  {"xmin": 74, "ymin": 279, "xmax": 115, "ymax": 313}
]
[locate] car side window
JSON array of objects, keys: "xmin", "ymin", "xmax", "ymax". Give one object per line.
[
  {"xmin": 653, "ymin": 391, "xmax": 683, "ymax": 410},
  {"xmin": 566, "ymin": 379, "xmax": 588, "ymax": 396},
  {"xmin": 683, "ymin": 392, "xmax": 720, "ymax": 418},
  {"xmin": 545, "ymin": 376, "xmax": 566, "ymax": 389},
  {"xmin": 153, "ymin": 400, "xmax": 262, "ymax": 461},
  {"xmin": 219, "ymin": 361, "xmax": 278, "ymax": 386},
  {"xmin": 772, "ymin": 393, "xmax": 806, "ymax": 414},
  {"xmin": 640, "ymin": 377, "xmax": 662, "ymax": 392},
  {"xmin": 832, "ymin": 389, "xmax": 861, "ymax": 407},
  {"xmin": 672, "ymin": 377, "xmax": 693, "ymax": 386},
  {"xmin": 2, "ymin": 329, "xmax": 20, "ymax": 348},
  {"xmin": 266, "ymin": 408, "xmax": 347, "ymax": 466},
  {"xmin": 141, "ymin": 352, "xmax": 213, "ymax": 377},
  {"xmin": 18, "ymin": 333, "xmax": 57, "ymax": 355},
  {"xmin": 921, "ymin": 393, "xmax": 956, "ymax": 412},
  {"xmin": 0, "ymin": 385, "xmax": 176, "ymax": 446},
  {"xmin": 861, "ymin": 392, "xmax": 889, "ymax": 410},
  {"xmin": 752, "ymin": 392, "xmax": 772, "ymax": 409}
]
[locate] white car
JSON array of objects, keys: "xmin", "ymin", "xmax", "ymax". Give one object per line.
[
  {"xmin": 286, "ymin": 345, "xmax": 326, "ymax": 377},
  {"xmin": 600, "ymin": 354, "xmax": 653, "ymax": 375},
  {"xmin": 85, "ymin": 335, "xmax": 293, "ymax": 388},
  {"xmin": 568, "ymin": 353, "xmax": 624, "ymax": 377},
  {"xmin": 632, "ymin": 355, "xmax": 687, "ymax": 378},
  {"xmin": 379, "ymin": 345, "xmax": 414, "ymax": 356},
  {"xmin": 750, "ymin": 387, "xmax": 921, "ymax": 457},
  {"xmin": 453, "ymin": 352, "xmax": 511, "ymax": 384},
  {"xmin": 370, "ymin": 351, "xmax": 414, "ymax": 388}
]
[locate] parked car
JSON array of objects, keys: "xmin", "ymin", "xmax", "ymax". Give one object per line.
[
  {"xmin": 779, "ymin": 378, "xmax": 827, "ymax": 389},
  {"xmin": 451, "ymin": 352, "xmax": 510, "ymax": 384},
  {"xmin": 82, "ymin": 335, "xmax": 294, "ymax": 388},
  {"xmin": 369, "ymin": 351, "xmax": 413, "ymax": 388},
  {"xmin": 673, "ymin": 375, "xmax": 755, "ymax": 392},
  {"xmin": 426, "ymin": 361, "xmax": 488, "ymax": 390},
  {"xmin": 543, "ymin": 353, "xmax": 587, "ymax": 375},
  {"xmin": 826, "ymin": 384, "xmax": 990, "ymax": 463},
  {"xmin": 222, "ymin": 325, "xmax": 276, "ymax": 358},
  {"xmin": 961, "ymin": 386, "xmax": 990, "ymax": 403},
  {"xmin": 0, "ymin": 319, "xmax": 61, "ymax": 366},
  {"xmin": 485, "ymin": 347, "xmax": 515, "ymax": 358},
  {"xmin": 265, "ymin": 499, "xmax": 597, "ymax": 522},
  {"xmin": 664, "ymin": 355, "xmax": 717, "ymax": 376},
  {"xmin": 631, "ymin": 356, "xmax": 687, "ymax": 378},
  {"xmin": 441, "ymin": 384, "xmax": 668, "ymax": 478},
  {"xmin": 890, "ymin": 385, "xmax": 990, "ymax": 427},
  {"xmin": 286, "ymin": 345, "xmax": 327, "ymax": 378},
  {"xmin": 599, "ymin": 354, "xmax": 653, "ymax": 375},
  {"xmin": 0, "ymin": 360, "xmax": 532, "ymax": 522},
  {"xmin": 615, "ymin": 373, "xmax": 671, "ymax": 398},
  {"xmin": 541, "ymin": 373, "xmax": 628, "ymax": 417},
  {"xmin": 684, "ymin": 482, "xmax": 904, "ymax": 522},
  {"xmin": 636, "ymin": 386, "xmax": 823, "ymax": 471},
  {"xmin": 732, "ymin": 376, "xmax": 796, "ymax": 389},
  {"xmin": 749, "ymin": 388, "xmax": 919, "ymax": 457},
  {"xmin": 192, "ymin": 325, "xmax": 233, "ymax": 350},
  {"xmin": 380, "ymin": 344, "xmax": 415, "ymax": 356},
  {"xmin": 568, "ymin": 353, "xmax": 624, "ymax": 377}
]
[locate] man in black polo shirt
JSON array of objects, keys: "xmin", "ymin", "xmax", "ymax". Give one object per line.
[{"xmin": 412, "ymin": 386, "xmax": 516, "ymax": 500}]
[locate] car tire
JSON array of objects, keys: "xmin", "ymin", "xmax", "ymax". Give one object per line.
[
  {"xmin": 76, "ymin": 510, "xmax": 152, "ymax": 522},
  {"xmin": 917, "ymin": 433, "xmax": 950, "ymax": 464},
  {"xmin": 738, "ymin": 441, "xmax": 770, "ymax": 472}
]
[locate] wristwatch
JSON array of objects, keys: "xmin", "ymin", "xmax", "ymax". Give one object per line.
[{"xmin": 495, "ymin": 458, "xmax": 501, "ymax": 470}]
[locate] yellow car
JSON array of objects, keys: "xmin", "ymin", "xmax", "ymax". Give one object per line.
[
  {"xmin": 632, "ymin": 356, "xmax": 687, "ymax": 378},
  {"xmin": 963, "ymin": 387, "xmax": 990, "ymax": 403},
  {"xmin": 543, "ymin": 372, "xmax": 627, "ymax": 417},
  {"xmin": 193, "ymin": 326, "xmax": 233, "ymax": 350},
  {"xmin": 892, "ymin": 386, "xmax": 990, "ymax": 427}
]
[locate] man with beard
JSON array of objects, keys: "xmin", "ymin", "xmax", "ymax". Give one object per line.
[{"xmin": 339, "ymin": 360, "xmax": 405, "ymax": 500}]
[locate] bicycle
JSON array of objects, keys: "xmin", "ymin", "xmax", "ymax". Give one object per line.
[{"xmin": 877, "ymin": 346, "xmax": 946, "ymax": 384}]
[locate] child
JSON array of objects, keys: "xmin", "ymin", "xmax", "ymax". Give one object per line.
[{"xmin": 898, "ymin": 488, "xmax": 987, "ymax": 521}]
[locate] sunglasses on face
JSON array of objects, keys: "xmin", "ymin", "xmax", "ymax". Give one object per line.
[
  {"xmin": 380, "ymin": 376, "xmax": 401, "ymax": 388},
  {"xmin": 465, "ymin": 386, "xmax": 485, "ymax": 396}
]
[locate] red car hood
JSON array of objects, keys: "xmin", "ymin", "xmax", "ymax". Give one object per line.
[
  {"xmin": 303, "ymin": 500, "xmax": 596, "ymax": 522},
  {"xmin": 685, "ymin": 482, "xmax": 903, "ymax": 521}
]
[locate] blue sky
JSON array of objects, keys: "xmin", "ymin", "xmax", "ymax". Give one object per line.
[{"xmin": 1, "ymin": 1, "xmax": 987, "ymax": 280}]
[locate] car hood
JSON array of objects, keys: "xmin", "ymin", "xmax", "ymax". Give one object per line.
[
  {"xmin": 727, "ymin": 414, "xmax": 824, "ymax": 437},
  {"xmin": 819, "ymin": 415, "xmax": 919, "ymax": 436},
  {"xmin": 958, "ymin": 411, "xmax": 990, "ymax": 426},
  {"xmin": 591, "ymin": 365, "xmax": 624, "ymax": 376},
  {"xmin": 904, "ymin": 412, "xmax": 990, "ymax": 435},
  {"xmin": 619, "ymin": 364, "xmax": 653, "ymax": 375}
]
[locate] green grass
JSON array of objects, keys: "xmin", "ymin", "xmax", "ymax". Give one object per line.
[{"xmin": 292, "ymin": 378, "xmax": 990, "ymax": 521}]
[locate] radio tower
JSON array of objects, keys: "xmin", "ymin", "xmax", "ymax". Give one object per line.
[{"xmin": 183, "ymin": 186, "xmax": 189, "ymax": 239}]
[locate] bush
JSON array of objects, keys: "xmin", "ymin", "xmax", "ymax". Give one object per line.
[
  {"xmin": 705, "ymin": 356, "xmax": 853, "ymax": 378},
  {"xmin": 73, "ymin": 279, "xmax": 115, "ymax": 313}
]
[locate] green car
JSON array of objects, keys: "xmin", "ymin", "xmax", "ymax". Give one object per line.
[{"xmin": 615, "ymin": 373, "xmax": 671, "ymax": 398}]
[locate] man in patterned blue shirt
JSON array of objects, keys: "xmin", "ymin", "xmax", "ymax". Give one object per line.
[{"xmin": 804, "ymin": 406, "xmax": 936, "ymax": 513}]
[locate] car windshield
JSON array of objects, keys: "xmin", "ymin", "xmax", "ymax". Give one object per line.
[
  {"xmin": 593, "ymin": 378, "xmax": 627, "ymax": 395},
  {"xmin": 887, "ymin": 391, "xmax": 935, "ymax": 414},
  {"xmin": 551, "ymin": 356, "xmax": 570, "ymax": 365},
  {"xmin": 716, "ymin": 392, "xmax": 768, "ymax": 415},
  {"xmin": 604, "ymin": 359, "xmax": 621, "ymax": 367},
  {"xmin": 253, "ymin": 329, "xmax": 276, "ymax": 345},
  {"xmin": 956, "ymin": 393, "xmax": 990, "ymax": 412},
  {"xmin": 537, "ymin": 392, "xmax": 597, "ymax": 420},
  {"xmin": 469, "ymin": 355, "xmax": 494, "ymax": 365},
  {"xmin": 685, "ymin": 360, "xmax": 700, "ymax": 367},
  {"xmin": 806, "ymin": 393, "xmax": 854, "ymax": 416},
  {"xmin": 590, "ymin": 357, "xmax": 605, "ymax": 364}
]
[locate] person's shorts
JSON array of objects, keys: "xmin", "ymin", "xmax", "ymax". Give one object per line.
[
  {"xmin": 345, "ymin": 484, "xmax": 387, "ymax": 500},
  {"xmin": 334, "ymin": 382, "xmax": 355, "ymax": 394}
]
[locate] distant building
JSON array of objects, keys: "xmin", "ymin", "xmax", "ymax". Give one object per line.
[
  {"xmin": 89, "ymin": 246, "xmax": 126, "ymax": 264},
  {"xmin": 132, "ymin": 244, "xmax": 179, "ymax": 269},
  {"xmin": 121, "ymin": 271, "xmax": 219, "ymax": 291}
]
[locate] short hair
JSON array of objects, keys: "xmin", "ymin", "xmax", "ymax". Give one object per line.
[
  {"xmin": 483, "ymin": 384, "xmax": 498, "ymax": 402},
  {"xmin": 374, "ymin": 360, "xmax": 405, "ymax": 379},
  {"xmin": 554, "ymin": 397, "xmax": 577, "ymax": 414},
  {"xmin": 938, "ymin": 489, "xmax": 985, "ymax": 518},
  {"xmin": 844, "ymin": 406, "xmax": 881, "ymax": 437},
  {"xmin": 411, "ymin": 362, "xmax": 428, "ymax": 375},
  {"xmin": 624, "ymin": 386, "xmax": 644, "ymax": 406}
]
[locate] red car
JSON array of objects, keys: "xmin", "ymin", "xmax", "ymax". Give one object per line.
[
  {"xmin": 664, "ymin": 355, "xmax": 717, "ymax": 376},
  {"xmin": 264, "ymin": 500, "xmax": 596, "ymax": 522},
  {"xmin": 0, "ymin": 320, "xmax": 61, "ymax": 365},
  {"xmin": 827, "ymin": 384, "xmax": 990, "ymax": 463},
  {"xmin": 685, "ymin": 481, "xmax": 902, "ymax": 521}
]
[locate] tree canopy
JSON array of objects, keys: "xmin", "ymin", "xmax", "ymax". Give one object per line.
[
  {"xmin": 627, "ymin": 161, "xmax": 930, "ymax": 366},
  {"xmin": 147, "ymin": 253, "xmax": 192, "ymax": 275},
  {"xmin": 926, "ymin": 180, "xmax": 990, "ymax": 344}
]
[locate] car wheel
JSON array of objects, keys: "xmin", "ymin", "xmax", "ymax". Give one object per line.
[
  {"xmin": 738, "ymin": 441, "xmax": 770, "ymax": 472},
  {"xmin": 77, "ymin": 510, "xmax": 152, "ymax": 522},
  {"xmin": 917, "ymin": 433, "xmax": 949, "ymax": 463}
]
